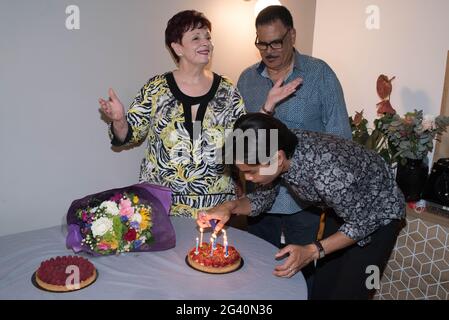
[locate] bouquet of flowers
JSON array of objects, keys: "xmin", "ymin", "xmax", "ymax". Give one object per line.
[
  {"xmin": 77, "ymin": 192, "xmax": 154, "ymax": 254},
  {"xmin": 67, "ymin": 183, "xmax": 176, "ymax": 255}
]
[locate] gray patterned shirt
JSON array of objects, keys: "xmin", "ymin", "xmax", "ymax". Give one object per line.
[
  {"xmin": 246, "ymin": 130, "xmax": 405, "ymax": 246},
  {"xmin": 238, "ymin": 50, "xmax": 352, "ymax": 214}
]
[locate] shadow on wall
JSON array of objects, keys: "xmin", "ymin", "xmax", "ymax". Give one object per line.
[{"xmin": 401, "ymin": 88, "xmax": 431, "ymax": 113}]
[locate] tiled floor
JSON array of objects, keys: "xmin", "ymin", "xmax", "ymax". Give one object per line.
[{"xmin": 375, "ymin": 217, "xmax": 449, "ymax": 300}]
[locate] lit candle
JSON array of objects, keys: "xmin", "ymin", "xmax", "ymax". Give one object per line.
[
  {"xmin": 212, "ymin": 233, "xmax": 217, "ymax": 251},
  {"xmin": 209, "ymin": 237, "xmax": 214, "ymax": 256},
  {"xmin": 222, "ymin": 229, "xmax": 227, "ymax": 246},
  {"xmin": 199, "ymin": 228, "xmax": 203, "ymax": 248},
  {"xmin": 224, "ymin": 240, "xmax": 229, "ymax": 258},
  {"xmin": 195, "ymin": 237, "xmax": 199, "ymax": 255}
]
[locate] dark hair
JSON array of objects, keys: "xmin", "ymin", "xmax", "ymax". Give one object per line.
[
  {"xmin": 255, "ymin": 5, "xmax": 294, "ymax": 29},
  {"xmin": 223, "ymin": 113, "xmax": 298, "ymax": 165},
  {"xmin": 165, "ymin": 10, "xmax": 212, "ymax": 63}
]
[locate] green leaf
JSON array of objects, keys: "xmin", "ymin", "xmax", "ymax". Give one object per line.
[
  {"xmin": 113, "ymin": 215, "xmax": 123, "ymax": 241},
  {"xmin": 102, "ymin": 231, "xmax": 114, "ymax": 242}
]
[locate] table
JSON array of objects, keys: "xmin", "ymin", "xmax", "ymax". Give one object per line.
[{"xmin": 0, "ymin": 217, "xmax": 307, "ymax": 299}]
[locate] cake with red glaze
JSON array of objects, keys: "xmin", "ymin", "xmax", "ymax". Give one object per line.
[
  {"xmin": 187, "ymin": 242, "xmax": 241, "ymax": 273},
  {"xmin": 35, "ymin": 256, "xmax": 96, "ymax": 292}
]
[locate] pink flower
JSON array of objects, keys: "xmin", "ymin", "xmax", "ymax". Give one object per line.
[
  {"xmin": 422, "ymin": 115, "xmax": 436, "ymax": 131},
  {"xmin": 98, "ymin": 242, "xmax": 109, "ymax": 250},
  {"xmin": 119, "ymin": 198, "xmax": 134, "ymax": 217}
]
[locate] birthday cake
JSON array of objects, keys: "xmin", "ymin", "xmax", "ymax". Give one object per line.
[
  {"xmin": 35, "ymin": 256, "xmax": 96, "ymax": 292},
  {"xmin": 187, "ymin": 242, "xmax": 241, "ymax": 274}
]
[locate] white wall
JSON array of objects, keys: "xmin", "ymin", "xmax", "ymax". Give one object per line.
[
  {"xmin": 0, "ymin": 0, "xmax": 316, "ymax": 236},
  {"xmin": 313, "ymin": 0, "xmax": 449, "ymax": 125}
]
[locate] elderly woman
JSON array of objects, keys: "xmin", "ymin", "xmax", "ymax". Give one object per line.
[
  {"xmin": 99, "ymin": 10, "xmax": 299, "ymax": 217},
  {"xmin": 198, "ymin": 113, "xmax": 405, "ymax": 299}
]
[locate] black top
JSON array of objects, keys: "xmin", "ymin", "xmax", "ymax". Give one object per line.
[{"xmin": 165, "ymin": 72, "xmax": 221, "ymax": 141}]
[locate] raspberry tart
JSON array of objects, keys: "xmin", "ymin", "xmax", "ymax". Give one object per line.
[
  {"xmin": 187, "ymin": 242, "xmax": 242, "ymax": 274},
  {"xmin": 35, "ymin": 256, "xmax": 96, "ymax": 292}
]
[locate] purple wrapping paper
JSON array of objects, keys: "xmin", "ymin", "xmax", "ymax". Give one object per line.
[{"xmin": 66, "ymin": 183, "xmax": 175, "ymax": 254}]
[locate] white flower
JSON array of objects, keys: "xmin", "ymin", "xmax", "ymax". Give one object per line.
[
  {"xmin": 91, "ymin": 217, "xmax": 113, "ymax": 237},
  {"xmin": 422, "ymin": 114, "xmax": 436, "ymax": 131},
  {"xmin": 100, "ymin": 200, "xmax": 120, "ymax": 216},
  {"xmin": 130, "ymin": 213, "xmax": 142, "ymax": 223}
]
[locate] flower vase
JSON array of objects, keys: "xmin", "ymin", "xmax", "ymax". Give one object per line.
[{"xmin": 395, "ymin": 159, "xmax": 429, "ymax": 202}]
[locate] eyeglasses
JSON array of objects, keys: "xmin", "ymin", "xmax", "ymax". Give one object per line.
[{"xmin": 255, "ymin": 29, "xmax": 291, "ymax": 50}]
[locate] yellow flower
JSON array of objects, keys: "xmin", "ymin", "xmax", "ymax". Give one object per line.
[
  {"xmin": 102, "ymin": 239, "xmax": 118, "ymax": 250},
  {"xmin": 109, "ymin": 240, "xmax": 118, "ymax": 250},
  {"xmin": 139, "ymin": 207, "xmax": 152, "ymax": 230},
  {"xmin": 140, "ymin": 220, "xmax": 148, "ymax": 230},
  {"xmin": 133, "ymin": 195, "xmax": 139, "ymax": 204}
]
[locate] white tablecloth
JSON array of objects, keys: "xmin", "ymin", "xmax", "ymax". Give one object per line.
[{"xmin": 0, "ymin": 217, "xmax": 307, "ymax": 299}]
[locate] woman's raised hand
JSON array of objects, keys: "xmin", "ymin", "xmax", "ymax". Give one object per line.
[{"xmin": 99, "ymin": 88, "xmax": 125, "ymax": 122}]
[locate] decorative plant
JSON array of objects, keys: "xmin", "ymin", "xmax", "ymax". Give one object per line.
[{"xmin": 349, "ymin": 75, "xmax": 449, "ymax": 165}]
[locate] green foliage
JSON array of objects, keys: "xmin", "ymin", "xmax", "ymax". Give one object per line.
[{"xmin": 349, "ymin": 110, "xmax": 449, "ymax": 165}]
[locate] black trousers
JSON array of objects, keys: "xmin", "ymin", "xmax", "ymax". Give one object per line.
[
  {"xmin": 311, "ymin": 212, "xmax": 403, "ymax": 300},
  {"xmin": 248, "ymin": 209, "xmax": 403, "ymax": 300},
  {"xmin": 247, "ymin": 209, "xmax": 321, "ymax": 247}
]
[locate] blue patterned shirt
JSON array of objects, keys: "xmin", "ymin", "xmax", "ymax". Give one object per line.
[{"xmin": 237, "ymin": 50, "xmax": 352, "ymax": 214}]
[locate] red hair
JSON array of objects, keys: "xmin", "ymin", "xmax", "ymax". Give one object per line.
[{"xmin": 165, "ymin": 10, "xmax": 212, "ymax": 63}]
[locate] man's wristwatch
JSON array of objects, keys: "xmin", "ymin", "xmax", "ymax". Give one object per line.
[{"xmin": 313, "ymin": 241, "xmax": 325, "ymax": 259}]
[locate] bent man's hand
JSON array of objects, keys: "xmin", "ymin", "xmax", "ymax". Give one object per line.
[{"xmin": 273, "ymin": 244, "xmax": 317, "ymax": 278}]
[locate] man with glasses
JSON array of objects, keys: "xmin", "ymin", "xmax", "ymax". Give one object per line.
[{"xmin": 237, "ymin": 5, "xmax": 352, "ymax": 297}]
